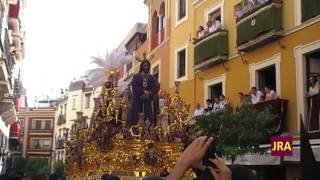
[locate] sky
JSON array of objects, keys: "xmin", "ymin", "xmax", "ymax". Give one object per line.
[{"xmin": 20, "ymin": 0, "xmax": 148, "ymax": 105}]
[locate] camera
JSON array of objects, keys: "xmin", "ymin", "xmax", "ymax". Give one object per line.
[{"xmin": 202, "ymin": 138, "xmax": 216, "ymax": 167}]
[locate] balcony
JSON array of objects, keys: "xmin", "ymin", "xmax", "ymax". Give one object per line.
[
  {"xmin": 307, "ymin": 94, "xmax": 320, "ymax": 138},
  {"xmin": 253, "ymin": 99, "xmax": 288, "ymax": 133},
  {"xmin": 0, "ymin": 59, "xmax": 12, "ymax": 96},
  {"xmin": 236, "ymin": 1, "xmax": 283, "ymax": 52},
  {"xmin": 302, "ymin": 0, "xmax": 320, "ymax": 22},
  {"xmin": 29, "ymin": 146, "xmax": 52, "ymax": 152},
  {"xmin": 0, "ymin": 97, "xmax": 17, "ymax": 125},
  {"xmin": 193, "ymin": 30, "xmax": 229, "ymax": 71}
]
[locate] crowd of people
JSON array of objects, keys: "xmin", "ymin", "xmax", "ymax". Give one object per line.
[
  {"xmin": 193, "ymin": 85, "xmax": 280, "ymax": 117},
  {"xmin": 193, "ymin": 16, "xmax": 222, "ymax": 42},
  {"xmin": 235, "ymin": 0, "xmax": 271, "ymax": 21},
  {"xmin": 193, "ymin": 94, "xmax": 228, "ymax": 117},
  {"xmin": 239, "ymin": 85, "xmax": 279, "ymax": 105}
]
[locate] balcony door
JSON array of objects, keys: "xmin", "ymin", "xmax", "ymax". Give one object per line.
[
  {"xmin": 305, "ymin": 51, "xmax": 320, "ymax": 133},
  {"xmin": 258, "ymin": 65, "xmax": 276, "ymax": 93}
]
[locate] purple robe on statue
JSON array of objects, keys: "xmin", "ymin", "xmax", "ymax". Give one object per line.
[{"xmin": 131, "ymin": 73, "xmax": 159, "ymax": 125}]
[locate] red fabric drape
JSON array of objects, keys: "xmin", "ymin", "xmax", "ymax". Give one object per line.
[{"xmin": 9, "ymin": 0, "xmax": 20, "ymax": 18}]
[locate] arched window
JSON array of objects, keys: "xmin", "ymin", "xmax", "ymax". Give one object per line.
[
  {"xmin": 152, "ymin": 11, "xmax": 159, "ymax": 34},
  {"xmin": 159, "ymin": 2, "xmax": 165, "ymax": 30}
]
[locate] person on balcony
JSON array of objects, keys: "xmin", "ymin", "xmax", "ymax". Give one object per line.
[
  {"xmin": 264, "ymin": 85, "xmax": 278, "ymax": 101},
  {"xmin": 212, "ymin": 97, "xmax": 220, "ymax": 112},
  {"xmin": 308, "ymin": 76, "xmax": 320, "ymax": 96},
  {"xmin": 197, "ymin": 25, "xmax": 206, "ymax": 38},
  {"xmin": 218, "ymin": 94, "xmax": 228, "ymax": 109},
  {"xmin": 212, "ymin": 17, "xmax": 222, "ymax": 32},
  {"xmin": 238, "ymin": 92, "xmax": 245, "ymax": 104},
  {"xmin": 250, "ymin": 86, "xmax": 264, "ymax": 104},
  {"xmin": 204, "ymin": 99, "xmax": 213, "ymax": 114},
  {"xmin": 242, "ymin": 0, "xmax": 254, "ymax": 14},
  {"xmin": 235, "ymin": 4, "xmax": 244, "ymax": 20},
  {"xmin": 193, "ymin": 26, "xmax": 206, "ymax": 42},
  {"xmin": 257, "ymin": 0, "xmax": 269, "ymax": 6},
  {"xmin": 206, "ymin": 20, "xmax": 216, "ymax": 34},
  {"xmin": 193, "ymin": 103, "xmax": 204, "ymax": 117}
]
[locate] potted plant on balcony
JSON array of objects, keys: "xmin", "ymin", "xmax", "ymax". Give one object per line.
[{"xmin": 195, "ymin": 103, "xmax": 276, "ymax": 163}]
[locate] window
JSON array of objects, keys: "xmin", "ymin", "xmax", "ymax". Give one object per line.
[
  {"xmin": 176, "ymin": 0, "xmax": 188, "ymax": 27},
  {"xmin": 208, "ymin": 83, "xmax": 223, "ymax": 101},
  {"xmin": 175, "ymin": 44, "xmax": 188, "ymax": 81},
  {"xmin": 45, "ymin": 121, "xmax": 51, "ymax": 130},
  {"xmin": 31, "ymin": 139, "xmax": 51, "ymax": 150},
  {"xmin": 206, "ymin": 1, "xmax": 224, "ymax": 29},
  {"xmin": 178, "ymin": 0, "xmax": 186, "ymax": 20},
  {"xmin": 72, "ymin": 98, "xmax": 76, "ymax": 110},
  {"xmin": 250, "ymin": 53, "xmax": 281, "ymax": 96},
  {"xmin": 295, "ymin": 42, "xmax": 320, "ymax": 133},
  {"xmin": 31, "ymin": 120, "xmax": 51, "ymax": 130},
  {"xmin": 204, "ymin": 74, "xmax": 226, "ymax": 105},
  {"xmin": 35, "ymin": 120, "xmax": 41, "ymax": 129},
  {"xmin": 177, "ymin": 49, "xmax": 186, "ymax": 79},
  {"xmin": 305, "ymin": 51, "xmax": 320, "ymax": 132},
  {"xmin": 85, "ymin": 93, "xmax": 91, "ymax": 109},
  {"xmin": 257, "ymin": 65, "xmax": 276, "ymax": 91},
  {"xmin": 208, "ymin": 8, "xmax": 222, "ymax": 32}
]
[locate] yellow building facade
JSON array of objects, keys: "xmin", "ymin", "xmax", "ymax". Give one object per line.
[
  {"xmin": 162, "ymin": 0, "xmax": 320, "ymax": 178},
  {"xmin": 168, "ymin": 0, "xmax": 320, "ymax": 135}
]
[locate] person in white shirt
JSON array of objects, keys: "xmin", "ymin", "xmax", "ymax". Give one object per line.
[
  {"xmin": 251, "ymin": 86, "xmax": 264, "ymax": 104},
  {"xmin": 197, "ymin": 25, "xmax": 206, "ymax": 38},
  {"xmin": 308, "ymin": 76, "xmax": 320, "ymax": 96},
  {"xmin": 242, "ymin": 0, "xmax": 254, "ymax": 14},
  {"xmin": 193, "ymin": 25, "xmax": 206, "ymax": 42},
  {"xmin": 206, "ymin": 20, "xmax": 215, "ymax": 34},
  {"xmin": 218, "ymin": 94, "xmax": 228, "ymax": 109},
  {"xmin": 235, "ymin": 4, "xmax": 244, "ymax": 19},
  {"xmin": 212, "ymin": 97, "xmax": 220, "ymax": 112},
  {"xmin": 193, "ymin": 103, "xmax": 204, "ymax": 117},
  {"xmin": 213, "ymin": 19, "xmax": 222, "ymax": 32}
]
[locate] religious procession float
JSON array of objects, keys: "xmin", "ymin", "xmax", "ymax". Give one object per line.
[
  {"xmin": 65, "ymin": 50, "xmax": 287, "ymax": 179},
  {"xmin": 65, "ymin": 51, "xmax": 196, "ymax": 179}
]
